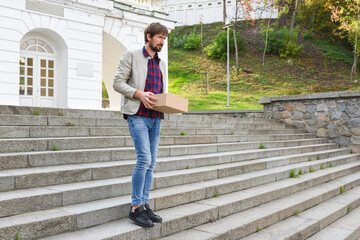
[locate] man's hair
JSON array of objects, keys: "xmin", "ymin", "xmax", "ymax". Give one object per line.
[{"xmin": 144, "ymin": 22, "xmax": 168, "ymax": 43}]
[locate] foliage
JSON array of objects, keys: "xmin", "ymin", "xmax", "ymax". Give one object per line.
[
  {"xmin": 102, "ymin": 80, "xmax": 109, "ymax": 99},
  {"xmin": 204, "ymin": 28, "xmax": 246, "ymax": 60},
  {"xmin": 303, "ymin": 28, "xmax": 314, "ymax": 40},
  {"xmin": 170, "ymin": 35, "xmax": 188, "ymax": 49},
  {"xmin": 312, "ymin": 38, "xmax": 360, "ymax": 66},
  {"xmin": 184, "ymin": 33, "xmax": 202, "ymax": 50},
  {"xmin": 296, "ymin": 0, "xmax": 339, "ymax": 41},
  {"xmin": 262, "ymin": 25, "xmax": 303, "ymax": 58},
  {"xmin": 328, "ymin": 0, "xmax": 360, "ymax": 55}
]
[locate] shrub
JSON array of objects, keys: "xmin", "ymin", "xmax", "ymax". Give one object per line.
[
  {"xmin": 205, "ymin": 28, "xmax": 246, "ymax": 60},
  {"xmin": 303, "ymin": 28, "xmax": 314, "ymax": 40},
  {"xmin": 262, "ymin": 26, "xmax": 304, "ymax": 58},
  {"xmin": 184, "ymin": 33, "xmax": 201, "ymax": 50},
  {"xmin": 171, "ymin": 35, "xmax": 188, "ymax": 49}
]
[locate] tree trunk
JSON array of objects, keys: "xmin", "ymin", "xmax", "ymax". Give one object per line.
[
  {"xmin": 233, "ymin": 0, "xmax": 239, "ymax": 71},
  {"xmin": 223, "ymin": 0, "xmax": 227, "ymax": 24},
  {"xmin": 263, "ymin": 9, "xmax": 273, "ymax": 66},
  {"xmin": 278, "ymin": 0, "xmax": 286, "ymax": 27},
  {"xmin": 351, "ymin": 0, "xmax": 359, "ymax": 82},
  {"xmin": 290, "ymin": 0, "xmax": 299, "ymax": 32}
]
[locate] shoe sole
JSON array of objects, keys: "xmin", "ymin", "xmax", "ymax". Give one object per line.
[{"xmin": 129, "ymin": 215, "xmax": 155, "ymax": 228}]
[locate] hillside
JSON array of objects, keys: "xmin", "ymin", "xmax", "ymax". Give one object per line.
[{"xmin": 168, "ymin": 21, "xmax": 360, "ymax": 111}]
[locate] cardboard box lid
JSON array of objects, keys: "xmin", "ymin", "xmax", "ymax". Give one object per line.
[{"xmin": 153, "ymin": 93, "xmax": 188, "ymax": 114}]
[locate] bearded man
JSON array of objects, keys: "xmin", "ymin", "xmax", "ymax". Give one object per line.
[{"xmin": 113, "ymin": 22, "xmax": 168, "ymax": 228}]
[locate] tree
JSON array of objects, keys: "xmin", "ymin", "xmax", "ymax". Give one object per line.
[
  {"xmin": 290, "ymin": 0, "xmax": 299, "ymax": 32},
  {"xmin": 223, "ymin": 0, "xmax": 227, "ymax": 24},
  {"xmin": 351, "ymin": 0, "xmax": 360, "ymax": 81},
  {"xmin": 328, "ymin": 0, "xmax": 360, "ymax": 80},
  {"xmin": 233, "ymin": 0, "xmax": 240, "ymax": 71},
  {"xmin": 278, "ymin": 0, "xmax": 287, "ymax": 27}
]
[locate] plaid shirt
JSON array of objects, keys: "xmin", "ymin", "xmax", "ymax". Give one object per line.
[{"xmin": 133, "ymin": 47, "xmax": 163, "ymax": 118}]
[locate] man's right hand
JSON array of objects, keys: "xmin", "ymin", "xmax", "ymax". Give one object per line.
[{"xmin": 133, "ymin": 90, "xmax": 158, "ymax": 109}]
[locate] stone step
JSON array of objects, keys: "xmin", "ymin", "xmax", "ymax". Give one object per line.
[
  {"xmin": 242, "ymin": 185, "xmax": 360, "ymax": 240},
  {"xmin": 0, "ymin": 126, "xmax": 306, "ymax": 139},
  {"xmin": 0, "ymin": 148, "xmax": 350, "ymax": 217},
  {"xmin": 0, "ymin": 105, "xmax": 275, "ymax": 125},
  {"xmin": 160, "ymin": 170, "xmax": 360, "ymax": 240},
  {"xmin": 0, "ymin": 113, "xmax": 292, "ymax": 129},
  {"xmin": 0, "ymin": 135, "xmax": 325, "ymax": 153},
  {"xmin": 0, "ymin": 151, "xmax": 359, "ymax": 222},
  {"xmin": 307, "ymin": 206, "xmax": 360, "ymax": 240},
  {"xmin": 0, "ymin": 142, "xmax": 337, "ymax": 170},
  {"xmin": 0, "ymin": 142, "xmax": 343, "ymax": 192},
  {"xmin": 35, "ymin": 162, "xmax": 360, "ymax": 240}
]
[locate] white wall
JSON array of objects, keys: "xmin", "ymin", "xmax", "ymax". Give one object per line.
[
  {"xmin": 162, "ymin": 0, "xmax": 277, "ymax": 26},
  {"xmin": 0, "ymin": 0, "xmax": 105, "ymax": 109},
  {"xmin": 0, "ymin": 1, "xmax": 23, "ymax": 106},
  {"xmin": 0, "ymin": 0, "xmax": 175, "ymax": 110}
]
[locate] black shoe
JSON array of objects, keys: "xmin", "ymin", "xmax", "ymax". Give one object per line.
[
  {"xmin": 129, "ymin": 205, "xmax": 154, "ymax": 228},
  {"xmin": 144, "ymin": 203, "xmax": 162, "ymax": 223}
]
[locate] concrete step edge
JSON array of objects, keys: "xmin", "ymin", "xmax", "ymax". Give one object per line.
[
  {"xmin": 307, "ymin": 205, "xmax": 360, "ymax": 240},
  {"xmin": 0, "ymin": 154, "xmax": 358, "ymax": 219},
  {"xmin": 34, "ymin": 165, "xmax": 360, "ymax": 240},
  {"xmin": 0, "ymin": 137, "xmax": 328, "ymax": 153},
  {"xmin": 242, "ymin": 185, "xmax": 360, "ymax": 240},
  {"xmin": 160, "ymin": 172, "xmax": 360, "ymax": 240}
]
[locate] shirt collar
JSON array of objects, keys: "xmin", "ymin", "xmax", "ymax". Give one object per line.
[{"xmin": 143, "ymin": 46, "xmax": 160, "ymax": 60}]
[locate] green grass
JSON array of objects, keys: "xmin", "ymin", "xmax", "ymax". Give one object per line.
[
  {"xmin": 299, "ymin": 169, "xmax": 303, "ymax": 175},
  {"xmin": 310, "ymin": 39, "xmax": 360, "ymax": 68},
  {"xmin": 180, "ymin": 132, "xmax": 187, "ymax": 136},
  {"xmin": 290, "ymin": 169, "xmax": 299, "ymax": 178},
  {"xmin": 65, "ymin": 122, "xmax": 75, "ymax": 126},
  {"xmin": 213, "ymin": 190, "xmax": 219, "ymax": 198},
  {"xmin": 309, "ymin": 166, "xmax": 316, "ymax": 172},
  {"xmin": 52, "ymin": 143, "xmax": 60, "ymax": 151},
  {"xmin": 102, "ymin": 80, "xmax": 109, "ymax": 99},
  {"xmin": 340, "ymin": 186, "xmax": 345, "ymax": 194},
  {"xmin": 33, "ymin": 109, "xmax": 41, "ymax": 115},
  {"xmin": 185, "ymin": 165, "xmax": 190, "ymax": 169},
  {"xmin": 15, "ymin": 228, "xmax": 22, "ymax": 240},
  {"xmin": 259, "ymin": 143, "xmax": 267, "ymax": 149}
]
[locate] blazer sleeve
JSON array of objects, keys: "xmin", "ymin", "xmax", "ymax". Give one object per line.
[{"xmin": 113, "ymin": 51, "xmax": 137, "ymax": 99}]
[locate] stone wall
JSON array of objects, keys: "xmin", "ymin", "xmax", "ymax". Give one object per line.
[{"xmin": 260, "ymin": 91, "xmax": 360, "ymax": 153}]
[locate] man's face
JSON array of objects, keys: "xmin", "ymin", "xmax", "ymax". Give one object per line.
[{"xmin": 148, "ymin": 33, "xmax": 166, "ymax": 52}]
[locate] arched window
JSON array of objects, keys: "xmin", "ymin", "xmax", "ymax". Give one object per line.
[{"xmin": 19, "ymin": 38, "xmax": 56, "ymax": 107}]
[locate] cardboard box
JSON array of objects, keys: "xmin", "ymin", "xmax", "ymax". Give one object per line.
[{"xmin": 153, "ymin": 93, "xmax": 188, "ymax": 114}]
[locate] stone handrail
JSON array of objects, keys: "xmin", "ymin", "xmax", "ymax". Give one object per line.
[{"xmin": 260, "ymin": 91, "xmax": 360, "ymax": 152}]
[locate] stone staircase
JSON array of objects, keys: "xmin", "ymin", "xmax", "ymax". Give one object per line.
[{"xmin": 0, "ymin": 106, "xmax": 359, "ymax": 240}]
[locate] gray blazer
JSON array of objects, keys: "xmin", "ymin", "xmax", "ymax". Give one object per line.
[{"xmin": 113, "ymin": 48, "xmax": 168, "ymax": 115}]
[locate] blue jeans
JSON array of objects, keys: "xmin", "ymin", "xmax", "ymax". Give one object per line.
[{"xmin": 127, "ymin": 115, "xmax": 161, "ymax": 206}]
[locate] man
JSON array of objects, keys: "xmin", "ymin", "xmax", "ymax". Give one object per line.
[{"xmin": 113, "ymin": 22, "xmax": 168, "ymax": 228}]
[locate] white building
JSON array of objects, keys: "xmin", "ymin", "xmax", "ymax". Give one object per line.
[
  {"xmin": 159, "ymin": 0, "xmax": 276, "ymax": 26},
  {"xmin": 0, "ymin": 0, "xmax": 174, "ymax": 110}
]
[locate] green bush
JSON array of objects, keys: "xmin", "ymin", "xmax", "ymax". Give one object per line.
[
  {"xmin": 171, "ymin": 35, "xmax": 188, "ymax": 49},
  {"xmin": 184, "ymin": 33, "xmax": 201, "ymax": 50},
  {"xmin": 303, "ymin": 28, "xmax": 314, "ymax": 40},
  {"xmin": 262, "ymin": 26, "xmax": 304, "ymax": 58},
  {"xmin": 204, "ymin": 28, "xmax": 246, "ymax": 61}
]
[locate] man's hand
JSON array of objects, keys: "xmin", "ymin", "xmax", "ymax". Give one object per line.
[{"xmin": 133, "ymin": 90, "xmax": 158, "ymax": 109}]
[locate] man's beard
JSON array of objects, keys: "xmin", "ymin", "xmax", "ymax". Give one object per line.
[{"xmin": 149, "ymin": 42, "xmax": 163, "ymax": 52}]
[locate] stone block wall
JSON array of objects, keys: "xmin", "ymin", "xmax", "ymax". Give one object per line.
[{"xmin": 260, "ymin": 91, "xmax": 360, "ymax": 153}]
